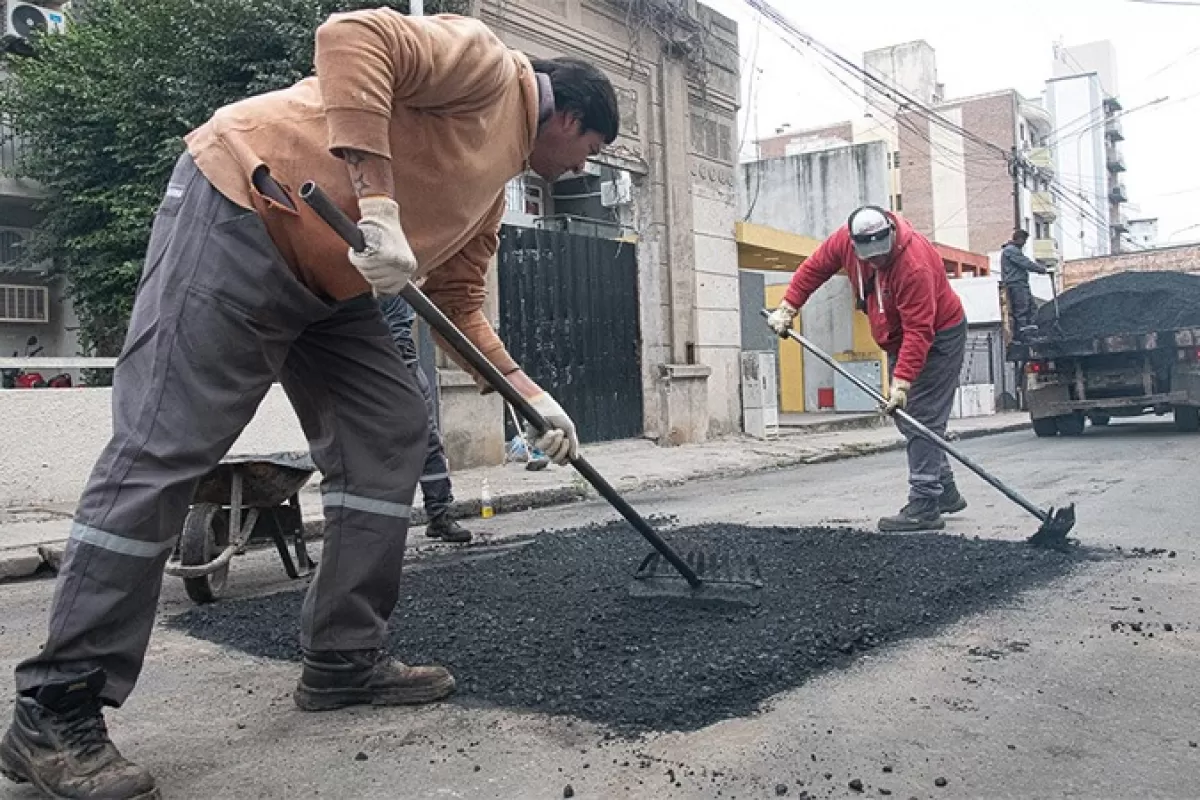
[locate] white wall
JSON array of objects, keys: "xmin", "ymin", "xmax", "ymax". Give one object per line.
[
  {"xmin": 1046, "ymin": 74, "xmax": 1109, "ymax": 260},
  {"xmin": 0, "ymin": 385, "xmax": 308, "ymax": 508},
  {"xmin": 929, "ymin": 107, "xmax": 970, "ymax": 250}
]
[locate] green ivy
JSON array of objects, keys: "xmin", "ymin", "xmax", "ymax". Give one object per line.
[{"xmin": 0, "ymin": 0, "xmax": 470, "ymax": 356}]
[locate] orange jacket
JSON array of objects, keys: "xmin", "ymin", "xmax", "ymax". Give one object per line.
[{"xmin": 184, "ymin": 11, "xmax": 538, "ymax": 381}]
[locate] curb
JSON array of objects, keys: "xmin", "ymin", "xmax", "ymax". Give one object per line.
[{"xmin": 1, "ymin": 420, "xmax": 1031, "ymax": 581}]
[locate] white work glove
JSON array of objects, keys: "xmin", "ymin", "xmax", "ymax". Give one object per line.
[
  {"xmin": 766, "ymin": 301, "xmax": 798, "ymax": 337},
  {"xmin": 883, "ymin": 378, "xmax": 911, "ymax": 415},
  {"xmin": 525, "ymin": 392, "xmax": 579, "ymax": 465},
  {"xmin": 348, "ymin": 197, "xmax": 418, "ymax": 295}
]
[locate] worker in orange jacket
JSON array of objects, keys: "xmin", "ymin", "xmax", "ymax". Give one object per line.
[{"xmin": 1, "ymin": 11, "xmax": 618, "ymax": 799}]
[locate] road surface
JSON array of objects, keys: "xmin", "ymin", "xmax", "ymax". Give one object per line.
[{"xmin": 1, "ymin": 421, "xmax": 1197, "ymax": 799}]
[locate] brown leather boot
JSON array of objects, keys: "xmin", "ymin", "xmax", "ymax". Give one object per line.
[
  {"xmin": 293, "ymin": 649, "xmax": 455, "ymax": 712},
  {"xmin": 0, "ymin": 670, "xmax": 159, "ymax": 799}
]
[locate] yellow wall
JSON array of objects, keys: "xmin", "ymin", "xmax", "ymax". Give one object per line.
[
  {"xmin": 851, "ymin": 309, "xmax": 890, "ymax": 394},
  {"xmin": 765, "ymin": 284, "xmax": 805, "ymax": 412}
]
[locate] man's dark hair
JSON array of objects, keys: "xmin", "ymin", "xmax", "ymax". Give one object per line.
[
  {"xmin": 1012, "ymin": 229, "xmax": 1029, "ymax": 241},
  {"xmin": 529, "ymin": 56, "xmax": 620, "ymax": 144}
]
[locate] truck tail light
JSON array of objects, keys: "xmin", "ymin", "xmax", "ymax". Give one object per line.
[
  {"xmin": 1026, "ymin": 361, "xmax": 1049, "ymax": 375},
  {"xmin": 1179, "ymin": 348, "xmax": 1200, "ymax": 362}
]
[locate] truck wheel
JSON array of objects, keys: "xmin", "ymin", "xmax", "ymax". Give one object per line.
[
  {"xmin": 1089, "ymin": 414, "xmax": 1111, "ymax": 427},
  {"xmin": 1056, "ymin": 413, "xmax": 1086, "ymax": 437},
  {"xmin": 180, "ymin": 503, "xmax": 231, "ymax": 604},
  {"xmin": 1174, "ymin": 405, "xmax": 1200, "ymax": 433},
  {"xmin": 1032, "ymin": 417, "xmax": 1059, "ymax": 438}
]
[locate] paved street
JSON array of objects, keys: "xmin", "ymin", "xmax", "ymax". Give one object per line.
[{"xmin": 2, "ymin": 420, "xmax": 1198, "ymax": 799}]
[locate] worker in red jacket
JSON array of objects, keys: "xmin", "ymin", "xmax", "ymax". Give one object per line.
[{"xmin": 767, "ymin": 206, "xmax": 969, "ymax": 531}]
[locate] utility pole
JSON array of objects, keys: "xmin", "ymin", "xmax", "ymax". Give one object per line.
[
  {"xmin": 411, "ymin": 0, "xmax": 424, "ymax": 15},
  {"xmin": 1010, "ymin": 145, "xmax": 1022, "ymax": 233}
]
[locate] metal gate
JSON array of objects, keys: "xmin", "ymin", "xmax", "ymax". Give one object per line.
[{"xmin": 497, "ymin": 225, "xmax": 643, "ymax": 444}]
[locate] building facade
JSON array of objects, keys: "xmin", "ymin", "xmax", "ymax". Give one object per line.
[
  {"xmin": 1046, "ymin": 40, "xmax": 1130, "ymax": 257},
  {"xmin": 430, "ymin": 0, "xmax": 743, "ymax": 466}
]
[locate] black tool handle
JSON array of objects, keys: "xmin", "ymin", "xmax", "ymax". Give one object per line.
[
  {"xmin": 300, "ymin": 181, "xmax": 701, "ymax": 587},
  {"xmin": 762, "ymin": 309, "xmax": 1049, "ymax": 524}
]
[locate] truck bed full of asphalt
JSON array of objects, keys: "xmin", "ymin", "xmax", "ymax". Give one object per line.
[
  {"xmin": 169, "ymin": 522, "xmax": 1082, "ymax": 735},
  {"xmin": 1037, "ymin": 271, "xmax": 1200, "ymax": 341}
]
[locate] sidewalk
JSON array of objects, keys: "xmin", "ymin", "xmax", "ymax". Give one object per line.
[{"xmin": 0, "ymin": 412, "xmax": 1031, "ymax": 581}]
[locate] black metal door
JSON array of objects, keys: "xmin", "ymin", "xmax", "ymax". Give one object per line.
[{"xmin": 498, "ymin": 225, "xmax": 643, "ymax": 444}]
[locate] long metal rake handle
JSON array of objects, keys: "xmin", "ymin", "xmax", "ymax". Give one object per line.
[
  {"xmin": 300, "ymin": 182, "xmax": 702, "ymax": 588},
  {"xmin": 762, "ymin": 309, "xmax": 1051, "ymax": 524}
]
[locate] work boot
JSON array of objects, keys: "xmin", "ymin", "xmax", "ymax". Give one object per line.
[
  {"xmin": 425, "ymin": 512, "xmax": 472, "ymax": 543},
  {"xmin": 877, "ymin": 498, "xmax": 945, "ymax": 532},
  {"xmin": 0, "ymin": 669, "xmax": 159, "ymax": 800},
  {"xmin": 939, "ymin": 483, "xmax": 968, "ymax": 514},
  {"xmin": 293, "ymin": 649, "xmax": 455, "ymax": 712}
]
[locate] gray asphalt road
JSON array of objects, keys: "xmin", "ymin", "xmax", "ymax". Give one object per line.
[{"xmin": 2, "ymin": 421, "xmax": 1198, "ymax": 799}]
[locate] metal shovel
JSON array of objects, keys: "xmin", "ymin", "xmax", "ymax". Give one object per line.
[
  {"xmin": 762, "ymin": 310, "xmax": 1076, "ymax": 550},
  {"xmin": 300, "ymin": 181, "xmax": 763, "ymax": 608}
]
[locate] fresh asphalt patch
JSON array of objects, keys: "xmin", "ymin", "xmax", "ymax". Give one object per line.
[{"xmin": 168, "ymin": 521, "xmax": 1084, "ymax": 735}]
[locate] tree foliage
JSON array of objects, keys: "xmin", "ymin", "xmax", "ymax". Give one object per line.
[{"xmin": 0, "ymin": 0, "xmax": 469, "ymax": 354}]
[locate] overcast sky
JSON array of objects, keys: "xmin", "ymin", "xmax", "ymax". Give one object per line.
[{"xmin": 701, "ymin": 0, "xmax": 1200, "ymax": 246}]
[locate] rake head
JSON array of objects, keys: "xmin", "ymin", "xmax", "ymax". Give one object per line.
[
  {"xmin": 630, "ymin": 549, "xmax": 764, "ymax": 609},
  {"xmin": 1026, "ymin": 503, "xmax": 1077, "ymax": 552}
]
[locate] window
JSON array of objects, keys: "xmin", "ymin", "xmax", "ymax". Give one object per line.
[
  {"xmin": 0, "ymin": 229, "xmax": 28, "ymax": 266},
  {"xmin": 886, "ymin": 152, "xmax": 892, "ymax": 169},
  {"xmin": 1019, "ymin": 122, "xmax": 1026, "ymax": 145},
  {"xmin": 893, "ymin": 150, "xmax": 900, "ymax": 169},
  {"xmin": 1035, "ymin": 220, "xmax": 1052, "ymax": 239},
  {"xmin": 894, "ymin": 194, "xmax": 903, "ymax": 212},
  {"xmin": 0, "ymin": 284, "xmax": 48, "ymax": 323},
  {"xmin": 523, "ymin": 184, "xmax": 544, "ymax": 217}
]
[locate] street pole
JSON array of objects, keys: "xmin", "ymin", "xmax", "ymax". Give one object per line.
[{"xmin": 1010, "ymin": 145, "xmax": 1022, "ymax": 233}]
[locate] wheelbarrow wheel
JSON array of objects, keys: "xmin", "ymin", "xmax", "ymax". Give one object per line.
[{"xmin": 180, "ymin": 503, "xmax": 231, "ymax": 604}]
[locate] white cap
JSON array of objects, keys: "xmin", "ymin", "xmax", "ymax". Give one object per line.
[{"xmin": 848, "ymin": 206, "xmax": 894, "ymax": 260}]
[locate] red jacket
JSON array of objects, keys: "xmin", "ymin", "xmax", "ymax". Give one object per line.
[{"xmin": 783, "ymin": 213, "xmax": 965, "ymax": 383}]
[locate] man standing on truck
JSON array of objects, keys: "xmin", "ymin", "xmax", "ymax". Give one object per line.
[
  {"xmin": 767, "ymin": 205, "xmax": 968, "ymax": 532},
  {"xmin": 1001, "ymin": 229, "xmax": 1050, "ymax": 341},
  {"xmin": 1, "ymin": 9, "xmax": 618, "ymax": 799}
]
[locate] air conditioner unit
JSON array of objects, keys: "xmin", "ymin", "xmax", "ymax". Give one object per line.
[{"xmin": 6, "ymin": 2, "xmax": 66, "ymax": 41}]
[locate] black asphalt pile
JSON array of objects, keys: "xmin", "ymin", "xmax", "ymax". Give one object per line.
[
  {"xmin": 1037, "ymin": 270, "xmax": 1200, "ymax": 340},
  {"xmin": 169, "ymin": 522, "xmax": 1080, "ymax": 735}
]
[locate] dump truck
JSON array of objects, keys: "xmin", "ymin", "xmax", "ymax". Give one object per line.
[{"xmin": 1006, "ymin": 270, "xmax": 1200, "ymax": 436}]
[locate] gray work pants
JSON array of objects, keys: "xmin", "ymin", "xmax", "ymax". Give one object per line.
[
  {"xmin": 378, "ymin": 295, "xmax": 454, "ymax": 519},
  {"xmin": 14, "ymin": 154, "xmax": 428, "ymax": 706},
  {"xmin": 889, "ymin": 319, "xmax": 967, "ymax": 502},
  {"xmin": 1006, "ymin": 281, "xmax": 1035, "ymax": 331}
]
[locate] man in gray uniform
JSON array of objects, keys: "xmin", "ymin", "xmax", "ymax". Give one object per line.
[
  {"xmin": 379, "ymin": 294, "xmax": 472, "ymax": 543},
  {"xmin": 1, "ymin": 10, "xmax": 617, "ymax": 799},
  {"xmin": 1001, "ymin": 229, "xmax": 1049, "ymax": 340}
]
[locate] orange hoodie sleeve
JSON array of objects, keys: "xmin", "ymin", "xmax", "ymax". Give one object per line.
[
  {"xmin": 420, "ymin": 193, "xmax": 517, "ymax": 390},
  {"xmin": 314, "ymin": 10, "xmax": 516, "ymax": 159}
]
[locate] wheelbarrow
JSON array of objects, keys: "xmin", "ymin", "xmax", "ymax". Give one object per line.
[{"xmin": 165, "ymin": 452, "xmax": 318, "ymax": 604}]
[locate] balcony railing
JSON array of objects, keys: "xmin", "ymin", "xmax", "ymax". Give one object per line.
[
  {"xmin": 1106, "ymin": 144, "xmax": 1126, "ymax": 173},
  {"xmin": 1031, "ymin": 191, "xmax": 1057, "ymax": 221},
  {"xmin": 1032, "ymin": 237, "xmax": 1060, "ymax": 265},
  {"xmin": 1026, "ymin": 146, "xmax": 1054, "ymax": 176},
  {"xmin": 1105, "ymin": 116, "xmax": 1124, "ymax": 142}
]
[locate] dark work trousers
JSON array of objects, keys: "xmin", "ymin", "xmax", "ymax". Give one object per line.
[
  {"xmin": 1006, "ymin": 281, "xmax": 1035, "ymax": 331},
  {"xmin": 889, "ymin": 319, "xmax": 967, "ymax": 502},
  {"xmin": 13, "ymin": 153, "xmax": 428, "ymax": 706},
  {"xmin": 378, "ymin": 295, "xmax": 455, "ymax": 519}
]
